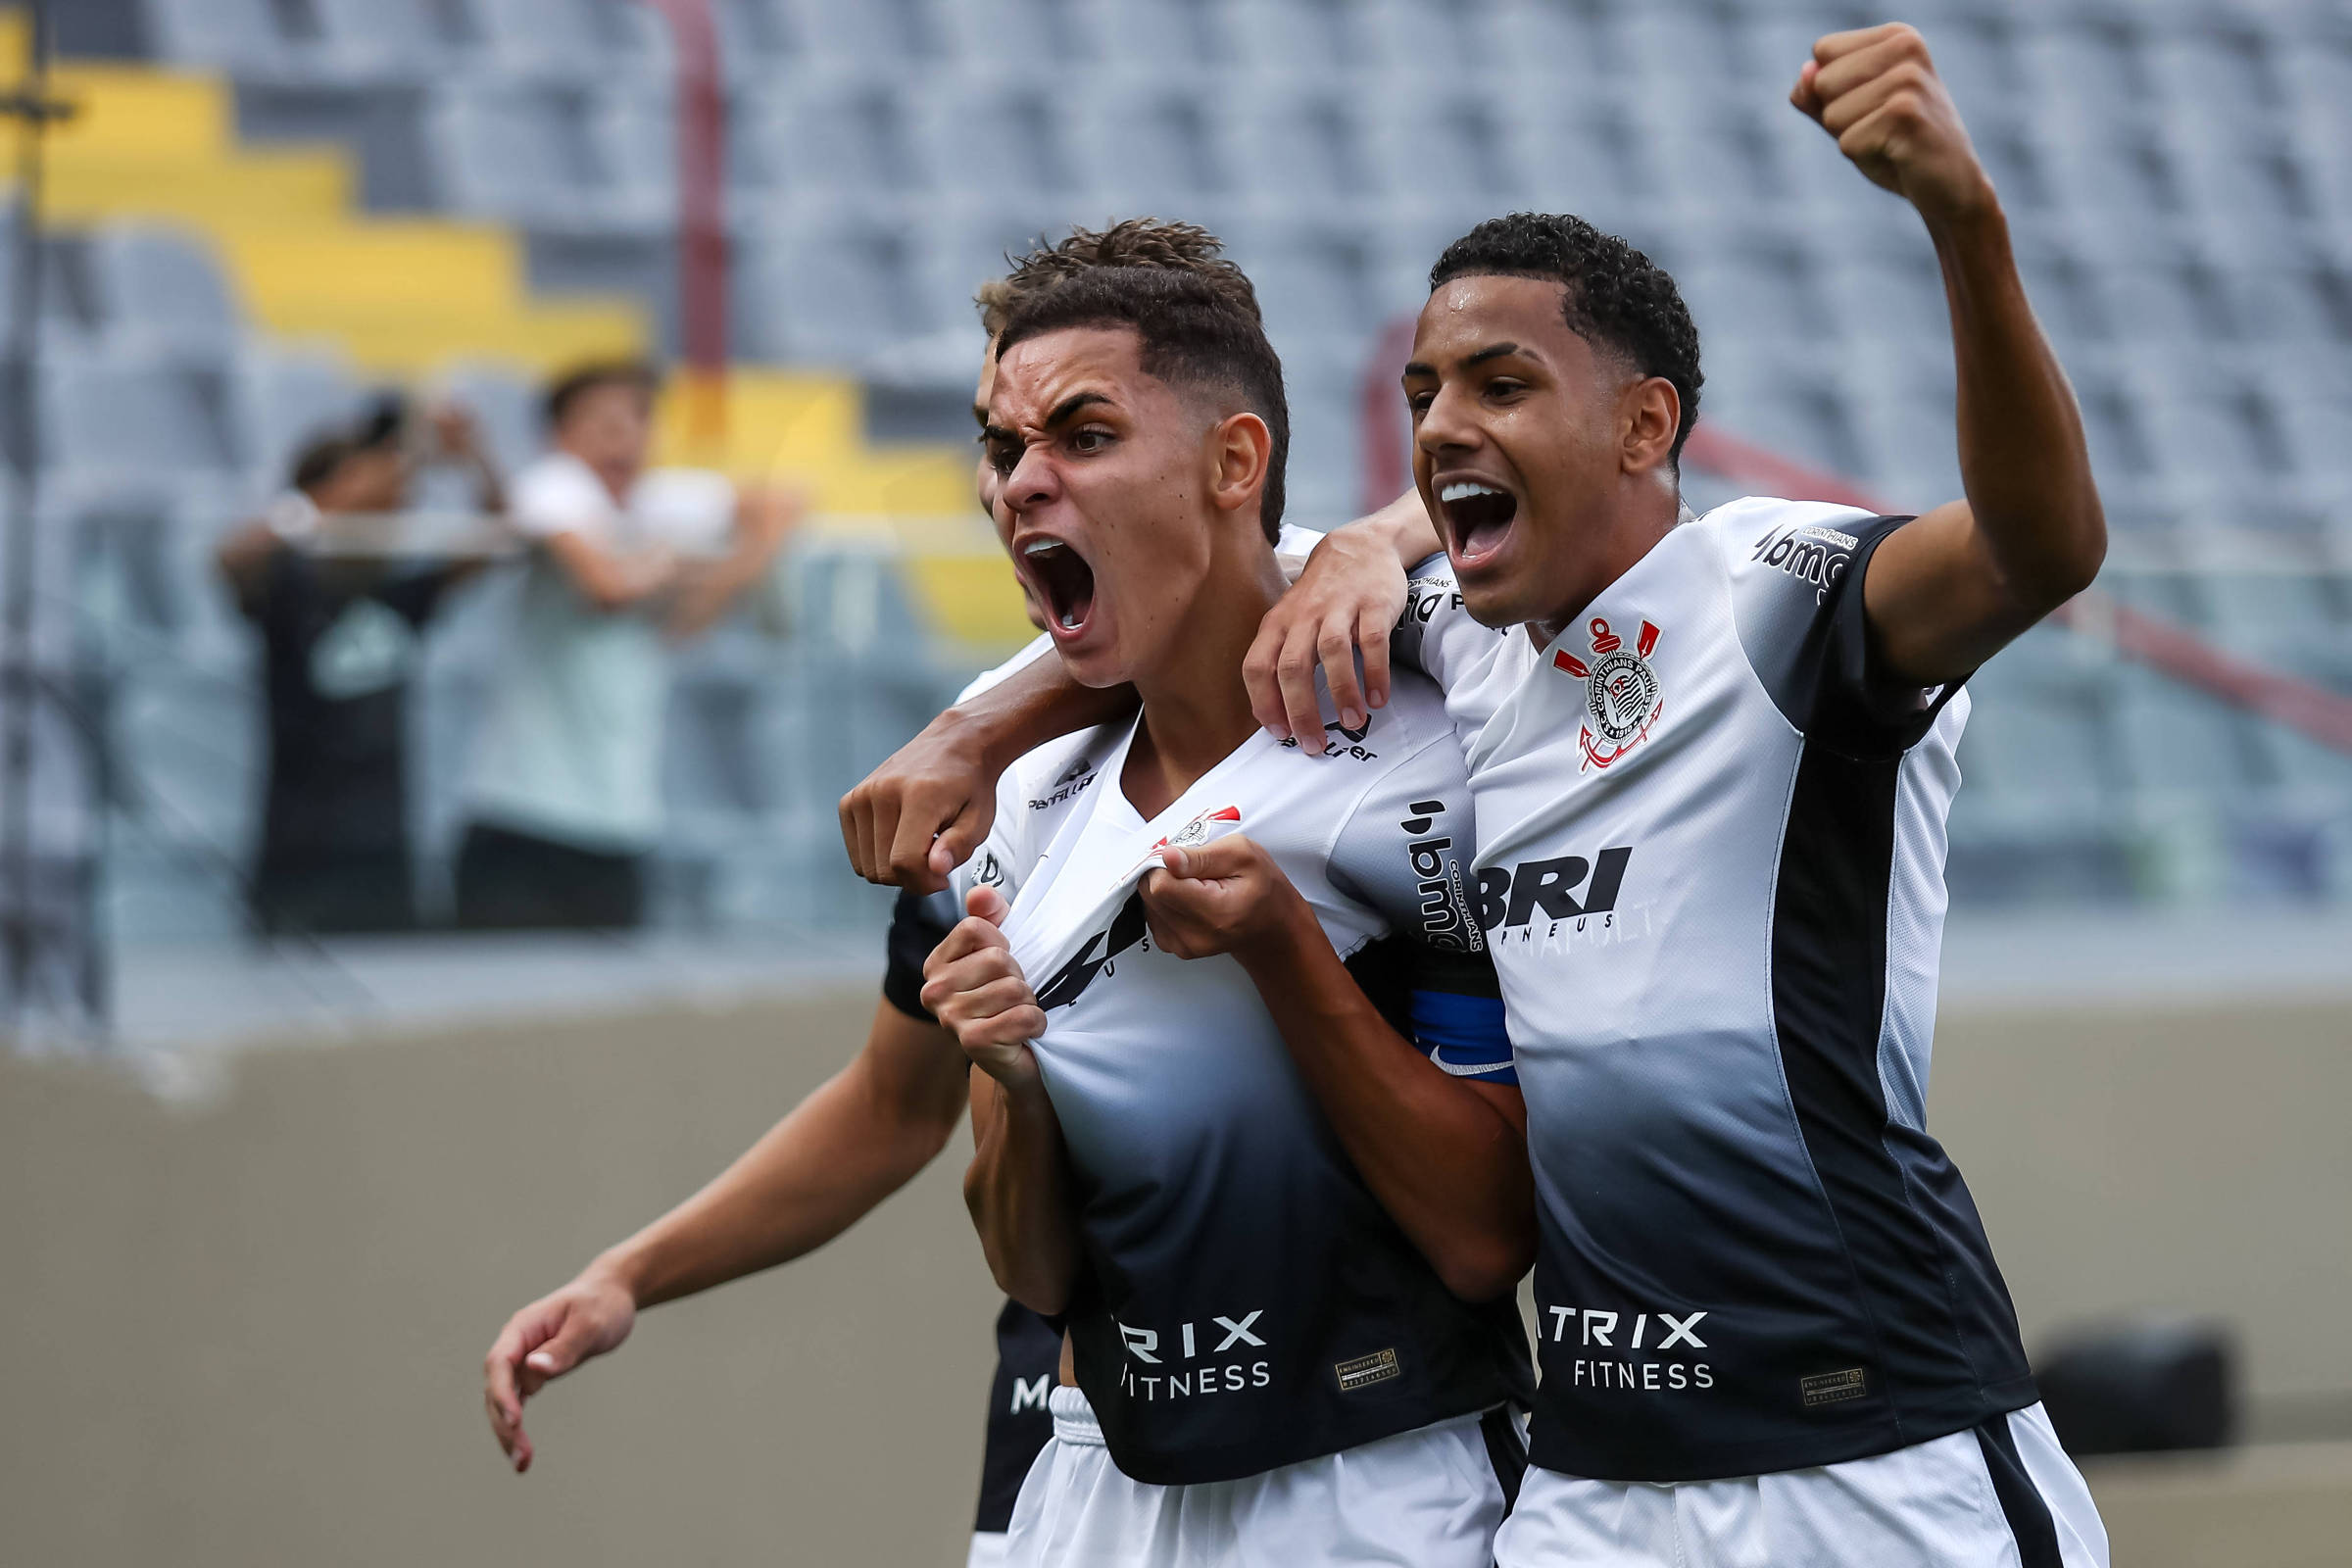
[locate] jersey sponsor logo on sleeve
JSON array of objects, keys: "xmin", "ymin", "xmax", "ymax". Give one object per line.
[
  {"xmin": 1750, "ymin": 523, "xmax": 1857, "ymax": 604},
  {"xmin": 1398, "ymin": 798, "xmax": 1480, "ymax": 953},
  {"xmin": 1553, "ymin": 616, "xmax": 1663, "ymax": 771}
]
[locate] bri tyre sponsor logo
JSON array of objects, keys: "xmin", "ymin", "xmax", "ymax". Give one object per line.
[
  {"xmin": 1113, "ymin": 1308, "xmax": 1273, "ymax": 1403},
  {"xmin": 1539, "ymin": 1301, "xmax": 1714, "ymax": 1395},
  {"xmin": 1477, "ymin": 849, "xmax": 1634, "ymax": 927},
  {"xmin": 1399, "ymin": 798, "xmax": 1480, "ymax": 953}
]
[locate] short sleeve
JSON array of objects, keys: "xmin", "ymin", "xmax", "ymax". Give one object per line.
[
  {"xmin": 1392, "ymin": 552, "xmax": 1508, "ymax": 694},
  {"xmin": 1326, "ymin": 725, "xmax": 1515, "ymax": 1084},
  {"xmin": 508, "ymin": 455, "xmax": 616, "ymax": 541},
  {"xmin": 880, "ymin": 886, "xmax": 960, "ymax": 1022},
  {"xmin": 1714, "ymin": 501, "xmax": 1962, "ymax": 761}
]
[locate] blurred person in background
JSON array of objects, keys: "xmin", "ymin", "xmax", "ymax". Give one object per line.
[
  {"xmin": 218, "ymin": 395, "xmax": 506, "ymax": 935},
  {"xmin": 454, "ymin": 361, "xmax": 797, "ymax": 931}
]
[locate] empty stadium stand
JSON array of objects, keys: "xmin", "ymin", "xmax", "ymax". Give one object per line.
[{"xmin": 12, "ymin": 0, "xmax": 2352, "ymax": 944}]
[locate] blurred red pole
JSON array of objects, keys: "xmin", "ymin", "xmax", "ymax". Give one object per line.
[
  {"xmin": 1358, "ymin": 316, "xmax": 1417, "ymax": 513},
  {"xmin": 639, "ymin": 0, "xmax": 727, "ymax": 456}
]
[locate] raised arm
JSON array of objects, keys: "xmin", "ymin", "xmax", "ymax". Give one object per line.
[
  {"xmin": 481, "ymin": 993, "xmax": 969, "ymax": 1472},
  {"xmin": 1795, "ymin": 24, "xmax": 2105, "ymax": 687},
  {"xmin": 922, "ymin": 888, "xmax": 1083, "ymax": 1315},
  {"xmin": 1139, "ymin": 837, "xmax": 1534, "ymax": 1302},
  {"xmin": 664, "ymin": 484, "xmax": 801, "ymax": 640}
]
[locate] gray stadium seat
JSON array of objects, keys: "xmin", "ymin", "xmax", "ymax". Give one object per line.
[
  {"xmin": 83, "ymin": 223, "xmax": 244, "ymax": 361},
  {"xmin": 733, "ymin": 74, "xmax": 929, "ymax": 202},
  {"xmin": 735, "ymin": 216, "xmax": 946, "ymax": 367},
  {"xmin": 1092, "ymin": 0, "xmax": 1236, "ymax": 73},
  {"xmin": 142, "ymin": 0, "xmax": 292, "ymax": 74},
  {"xmin": 1070, "ymin": 78, "xmax": 1239, "ymax": 210}
]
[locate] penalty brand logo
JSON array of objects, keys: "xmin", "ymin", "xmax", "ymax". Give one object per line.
[{"xmin": 1553, "ymin": 616, "xmax": 1663, "ymax": 771}]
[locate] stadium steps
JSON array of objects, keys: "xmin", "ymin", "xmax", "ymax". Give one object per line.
[{"xmin": 1, "ymin": 11, "xmax": 1028, "ymax": 649}]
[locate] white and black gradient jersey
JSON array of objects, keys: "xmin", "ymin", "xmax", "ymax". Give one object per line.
[
  {"xmin": 1393, "ymin": 497, "xmax": 2034, "ymax": 1483},
  {"xmin": 954, "ymin": 671, "xmax": 1531, "ymax": 1487}
]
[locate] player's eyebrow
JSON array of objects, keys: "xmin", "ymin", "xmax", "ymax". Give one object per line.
[
  {"xmin": 1043, "ymin": 390, "xmax": 1113, "ymax": 427},
  {"xmin": 1465, "ymin": 341, "xmax": 1525, "ymax": 367}
]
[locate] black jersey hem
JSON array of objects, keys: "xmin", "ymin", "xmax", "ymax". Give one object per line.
[
  {"xmin": 1096, "ymin": 1384, "xmax": 1516, "ymax": 1489},
  {"xmin": 1525, "ymin": 1373, "xmax": 2039, "ymax": 1484}
]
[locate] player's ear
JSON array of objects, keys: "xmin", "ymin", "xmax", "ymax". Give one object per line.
[
  {"xmin": 1205, "ymin": 411, "xmax": 1272, "ymax": 519},
  {"xmin": 1621, "ymin": 375, "xmax": 1681, "ymax": 477}
]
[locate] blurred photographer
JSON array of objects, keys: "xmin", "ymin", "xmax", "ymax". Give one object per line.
[
  {"xmin": 218, "ymin": 396, "xmax": 507, "ymax": 935},
  {"xmin": 455, "ymin": 362, "xmax": 798, "ymax": 931}
]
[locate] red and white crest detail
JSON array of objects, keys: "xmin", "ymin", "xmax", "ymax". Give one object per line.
[{"xmin": 1553, "ymin": 616, "xmax": 1663, "ymax": 771}]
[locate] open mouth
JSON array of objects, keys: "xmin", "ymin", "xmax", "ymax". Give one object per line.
[
  {"xmin": 1020, "ymin": 537, "xmax": 1098, "ymax": 636},
  {"xmin": 1439, "ymin": 479, "xmax": 1519, "ymax": 566}
]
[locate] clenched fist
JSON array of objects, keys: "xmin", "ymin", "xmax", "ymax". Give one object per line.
[
  {"xmin": 1793, "ymin": 24, "xmax": 1995, "ymax": 227},
  {"xmin": 921, "ymin": 886, "xmax": 1048, "ymax": 1088},
  {"xmin": 1140, "ymin": 836, "xmax": 1311, "ymax": 960}
]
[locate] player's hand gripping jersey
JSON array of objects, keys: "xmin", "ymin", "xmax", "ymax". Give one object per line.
[
  {"xmin": 1396, "ymin": 498, "xmax": 2035, "ymax": 1483},
  {"xmin": 955, "ymin": 672, "xmax": 1533, "ymax": 1487}
]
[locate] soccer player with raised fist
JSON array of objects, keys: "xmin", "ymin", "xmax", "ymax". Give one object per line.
[{"xmin": 846, "ymin": 20, "xmax": 2113, "ymax": 1567}]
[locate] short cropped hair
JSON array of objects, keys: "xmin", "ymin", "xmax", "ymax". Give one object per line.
[
  {"xmin": 1431, "ymin": 213, "xmax": 1703, "ymax": 465},
  {"xmin": 996, "ymin": 267, "xmax": 1288, "ymax": 542},
  {"xmin": 543, "ymin": 359, "xmax": 661, "ymax": 429},
  {"xmin": 976, "ymin": 219, "xmax": 1259, "ymax": 337}
]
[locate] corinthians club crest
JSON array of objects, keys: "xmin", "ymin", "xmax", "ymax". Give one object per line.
[{"xmin": 1553, "ymin": 616, "xmax": 1663, "ymax": 771}]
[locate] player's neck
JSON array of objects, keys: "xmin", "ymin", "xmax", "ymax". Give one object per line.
[
  {"xmin": 1525, "ymin": 486, "xmax": 1681, "ymax": 648},
  {"xmin": 1121, "ymin": 544, "xmax": 1286, "ymax": 820}
]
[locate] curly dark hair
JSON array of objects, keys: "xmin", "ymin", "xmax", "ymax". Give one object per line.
[
  {"xmin": 976, "ymin": 219, "xmax": 1259, "ymax": 337},
  {"xmin": 1430, "ymin": 214, "xmax": 1703, "ymax": 465},
  {"xmin": 996, "ymin": 266, "xmax": 1288, "ymax": 543}
]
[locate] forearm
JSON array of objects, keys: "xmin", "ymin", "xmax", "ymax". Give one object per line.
[
  {"xmin": 1238, "ymin": 910, "xmax": 1534, "ymax": 1300},
  {"xmin": 1350, "ymin": 486, "xmax": 1442, "ymax": 570},
  {"xmin": 963, "ymin": 1071, "xmax": 1082, "ymax": 1315},
  {"xmin": 600, "ymin": 1005, "xmax": 964, "ymax": 1307},
  {"xmin": 1932, "ymin": 202, "xmax": 2104, "ymax": 606},
  {"xmin": 950, "ymin": 650, "xmax": 1136, "ymax": 772}
]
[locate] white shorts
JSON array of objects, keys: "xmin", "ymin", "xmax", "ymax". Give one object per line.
[
  {"xmin": 1004, "ymin": 1385, "xmax": 1513, "ymax": 1568},
  {"xmin": 966, "ymin": 1531, "xmax": 1007, "ymax": 1568},
  {"xmin": 1495, "ymin": 1402, "xmax": 2108, "ymax": 1567}
]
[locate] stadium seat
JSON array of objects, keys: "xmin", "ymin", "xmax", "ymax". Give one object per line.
[{"xmin": 82, "ymin": 222, "xmax": 245, "ymax": 361}]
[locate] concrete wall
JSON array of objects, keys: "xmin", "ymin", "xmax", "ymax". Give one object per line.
[{"xmin": 3, "ymin": 990, "xmax": 2348, "ymax": 1566}]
